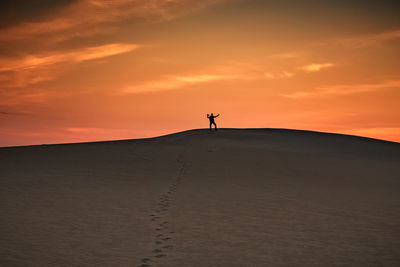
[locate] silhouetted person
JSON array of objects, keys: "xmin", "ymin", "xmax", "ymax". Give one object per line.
[{"xmin": 207, "ymin": 113, "xmax": 220, "ymax": 132}]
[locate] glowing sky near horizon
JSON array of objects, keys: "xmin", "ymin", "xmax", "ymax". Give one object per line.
[{"xmin": 0, "ymin": 0, "xmax": 400, "ymax": 146}]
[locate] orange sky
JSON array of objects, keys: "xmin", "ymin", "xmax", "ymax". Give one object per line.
[{"xmin": 1, "ymin": 0, "xmax": 400, "ymax": 146}]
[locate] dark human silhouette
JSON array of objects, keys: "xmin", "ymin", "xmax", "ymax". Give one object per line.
[{"xmin": 207, "ymin": 113, "xmax": 220, "ymax": 132}]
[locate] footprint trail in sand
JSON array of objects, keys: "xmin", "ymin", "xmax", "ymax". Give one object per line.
[{"xmin": 137, "ymin": 155, "xmax": 185, "ymax": 267}]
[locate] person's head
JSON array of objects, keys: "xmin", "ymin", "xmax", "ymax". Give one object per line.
[{"xmin": 211, "ymin": 113, "xmax": 214, "ymax": 116}]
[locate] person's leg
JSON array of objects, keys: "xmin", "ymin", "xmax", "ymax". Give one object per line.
[
  {"xmin": 209, "ymin": 122, "xmax": 212, "ymax": 131},
  {"xmin": 213, "ymin": 122, "xmax": 217, "ymax": 131}
]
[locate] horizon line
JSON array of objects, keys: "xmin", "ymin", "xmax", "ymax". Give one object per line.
[{"xmin": 1, "ymin": 127, "xmax": 399, "ymax": 149}]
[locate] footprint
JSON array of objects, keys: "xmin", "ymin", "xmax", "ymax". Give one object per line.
[{"xmin": 140, "ymin": 158, "xmax": 184, "ymax": 266}]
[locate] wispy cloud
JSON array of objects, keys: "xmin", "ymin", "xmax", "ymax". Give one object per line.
[
  {"xmin": 65, "ymin": 127, "xmax": 134, "ymax": 135},
  {"xmin": 121, "ymin": 73, "xmax": 240, "ymax": 94},
  {"xmin": 282, "ymin": 80, "xmax": 400, "ymax": 98},
  {"xmin": 301, "ymin": 63, "xmax": 334, "ymax": 72},
  {"xmin": 264, "ymin": 71, "xmax": 293, "ymax": 80},
  {"xmin": 0, "ymin": 43, "xmax": 138, "ymax": 72},
  {"xmin": 272, "ymin": 52, "xmax": 304, "ymax": 59},
  {"xmin": 326, "ymin": 29, "xmax": 400, "ymax": 49},
  {"xmin": 0, "ymin": 43, "xmax": 139, "ymax": 87},
  {"xmin": 0, "ymin": 88, "xmax": 53, "ymax": 106},
  {"xmin": 0, "ymin": 111, "xmax": 23, "ymax": 116},
  {"xmin": 0, "ymin": 0, "xmax": 227, "ymax": 44}
]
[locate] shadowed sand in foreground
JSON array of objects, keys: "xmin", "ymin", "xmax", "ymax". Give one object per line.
[{"xmin": 1, "ymin": 128, "xmax": 399, "ymax": 266}]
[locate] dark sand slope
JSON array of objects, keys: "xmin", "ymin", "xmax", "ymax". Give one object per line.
[{"xmin": 1, "ymin": 129, "xmax": 399, "ymax": 267}]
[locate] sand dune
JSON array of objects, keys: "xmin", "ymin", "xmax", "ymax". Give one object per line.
[{"xmin": 1, "ymin": 129, "xmax": 399, "ymax": 266}]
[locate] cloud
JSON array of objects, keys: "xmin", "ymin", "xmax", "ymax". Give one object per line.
[
  {"xmin": 0, "ymin": 0, "xmax": 75, "ymax": 28},
  {"xmin": 282, "ymin": 80, "xmax": 400, "ymax": 98},
  {"xmin": 0, "ymin": 43, "xmax": 139, "ymax": 87},
  {"xmin": 121, "ymin": 73, "xmax": 240, "ymax": 94},
  {"xmin": 272, "ymin": 52, "xmax": 304, "ymax": 59},
  {"xmin": 326, "ymin": 29, "xmax": 400, "ymax": 49},
  {"xmin": 264, "ymin": 73, "xmax": 274, "ymax": 79},
  {"xmin": 0, "ymin": 110, "xmax": 26, "ymax": 116},
  {"xmin": 65, "ymin": 127, "xmax": 133, "ymax": 135},
  {"xmin": 0, "ymin": 89, "xmax": 51, "ymax": 106},
  {"xmin": 264, "ymin": 71, "xmax": 293, "ymax": 79},
  {"xmin": 0, "ymin": 111, "xmax": 16, "ymax": 115},
  {"xmin": 301, "ymin": 63, "xmax": 334, "ymax": 72},
  {"xmin": 0, "ymin": 0, "xmax": 227, "ymax": 44},
  {"xmin": 0, "ymin": 43, "xmax": 138, "ymax": 72}
]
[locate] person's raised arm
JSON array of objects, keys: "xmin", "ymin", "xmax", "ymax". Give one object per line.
[{"xmin": 215, "ymin": 114, "xmax": 220, "ymax": 117}]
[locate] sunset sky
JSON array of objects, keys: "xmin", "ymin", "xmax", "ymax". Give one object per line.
[{"xmin": 1, "ymin": 0, "xmax": 399, "ymax": 146}]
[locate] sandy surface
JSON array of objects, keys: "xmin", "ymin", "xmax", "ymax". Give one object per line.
[{"xmin": 1, "ymin": 129, "xmax": 399, "ymax": 266}]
